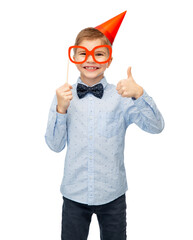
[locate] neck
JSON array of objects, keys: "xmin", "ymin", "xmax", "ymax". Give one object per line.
[{"xmin": 80, "ymin": 74, "xmax": 104, "ymax": 86}]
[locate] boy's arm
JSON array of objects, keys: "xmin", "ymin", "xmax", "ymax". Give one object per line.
[
  {"xmin": 117, "ymin": 67, "xmax": 164, "ymax": 133},
  {"xmin": 121, "ymin": 91, "xmax": 165, "ymax": 134},
  {"xmin": 45, "ymin": 95, "xmax": 67, "ymax": 152}
]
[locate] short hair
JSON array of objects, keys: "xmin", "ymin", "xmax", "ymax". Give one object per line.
[{"xmin": 74, "ymin": 27, "xmax": 112, "ymax": 47}]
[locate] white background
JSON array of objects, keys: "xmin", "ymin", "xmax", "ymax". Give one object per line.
[{"xmin": 0, "ymin": 0, "xmax": 193, "ymax": 239}]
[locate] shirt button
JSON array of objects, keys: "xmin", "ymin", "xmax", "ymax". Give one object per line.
[{"xmin": 89, "ymin": 136, "xmax": 92, "ymax": 139}]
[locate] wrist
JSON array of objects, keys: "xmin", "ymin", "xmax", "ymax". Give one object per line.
[
  {"xmin": 57, "ymin": 105, "xmax": 67, "ymax": 114},
  {"xmin": 133, "ymin": 86, "xmax": 143, "ymax": 99}
]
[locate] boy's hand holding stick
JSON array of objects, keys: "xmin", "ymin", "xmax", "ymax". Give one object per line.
[{"xmin": 56, "ymin": 60, "xmax": 73, "ymax": 114}]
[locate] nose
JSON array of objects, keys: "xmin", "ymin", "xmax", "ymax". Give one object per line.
[{"xmin": 87, "ymin": 54, "xmax": 94, "ymax": 62}]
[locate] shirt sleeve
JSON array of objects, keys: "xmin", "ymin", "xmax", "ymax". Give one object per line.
[
  {"xmin": 45, "ymin": 95, "xmax": 68, "ymax": 152},
  {"xmin": 121, "ymin": 90, "xmax": 165, "ymax": 134}
]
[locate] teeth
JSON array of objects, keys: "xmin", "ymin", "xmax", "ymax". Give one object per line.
[{"xmin": 85, "ymin": 67, "xmax": 97, "ymax": 69}]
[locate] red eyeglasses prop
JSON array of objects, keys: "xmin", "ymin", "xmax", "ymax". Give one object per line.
[{"xmin": 68, "ymin": 45, "xmax": 112, "ymax": 64}]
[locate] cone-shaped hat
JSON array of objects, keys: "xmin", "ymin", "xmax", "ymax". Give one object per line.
[{"xmin": 95, "ymin": 11, "xmax": 127, "ymax": 45}]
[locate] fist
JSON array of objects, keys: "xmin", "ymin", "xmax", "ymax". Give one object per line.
[
  {"xmin": 116, "ymin": 67, "xmax": 143, "ymax": 99},
  {"xmin": 56, "ymin": 83, "xmax": 73, "ymax": 114}
]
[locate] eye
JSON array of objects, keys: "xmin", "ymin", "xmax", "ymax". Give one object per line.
[
  {"xmin": 96, "ymin": 53, "xmax": 103, "ymax": 56},
  {"xmin": 78, "ymin": 52, "xmax": 86, "ymax": 56},
  {"xmin": 95, "ymin": 51, "xmax": 105, "ymax": 56}
]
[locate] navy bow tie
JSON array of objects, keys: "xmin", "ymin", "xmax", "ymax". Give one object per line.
[{"xmin": 77, "ymin": 83, "xmax": 104, "ymax": 99}]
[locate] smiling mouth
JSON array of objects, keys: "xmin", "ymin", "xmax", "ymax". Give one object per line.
[{"xmin": 83, "ymin": 66, "xmax": 99, "ymax": 70}]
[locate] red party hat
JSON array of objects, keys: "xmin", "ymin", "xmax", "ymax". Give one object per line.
[{"xmin": 95, "ymin": 11, "xmax": 127, "ymax": 45}]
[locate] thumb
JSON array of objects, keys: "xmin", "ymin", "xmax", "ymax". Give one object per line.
[
  {"xmin": 64, "ymin": 83, "xmax": 73, "ymax": 89},
  {"xmin": 127, "ymin": 66, "xmax": 132, "ymax": 79}
]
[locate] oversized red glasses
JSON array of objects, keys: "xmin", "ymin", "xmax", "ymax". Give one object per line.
[{"xmin": 68, "ymin": 45, "xmax": 112, "ymax": 64}]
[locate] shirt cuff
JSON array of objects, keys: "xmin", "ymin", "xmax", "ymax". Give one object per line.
[
  {"xmin": 132, "ymin": 90, "xmax": 152, "ymax": 109},
  {"xmin": 56, "ymin": 109, "xmax": 67, "ymax": 124}
]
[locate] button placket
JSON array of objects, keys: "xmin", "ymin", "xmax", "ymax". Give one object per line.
[{"xmin": 87, "ymin": 96, "xmax": 95, "ymax": 205}]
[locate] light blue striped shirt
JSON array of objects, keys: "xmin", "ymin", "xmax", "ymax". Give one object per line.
[{"xmin": 45, "ymin": 77, "xmax": 164, "ymax": 205}]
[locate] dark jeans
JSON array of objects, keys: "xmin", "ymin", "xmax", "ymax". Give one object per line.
[{"xmin": 61, "ymin": 194, "xmax": 127, "ymax": 240}]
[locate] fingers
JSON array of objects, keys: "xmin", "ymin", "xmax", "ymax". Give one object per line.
[
  {"xmin": 56, "ymin": 82, "xmax": 73, "ymax": 113},
  {"xmin": 116, "ymin": 80, "xmax": 125, "ymax": 91},
  {"xmin": 116, "ymin": 82, "xmax": 123, "ymax": 94},
  {"xmin": 57, "ymin": 91, "xmax": 73, "ymax": 103},
  {"xmin": 127, "ymin": 66, "xmax": 132, "ymax": 79},
  {"xmin": 117, "ymin": 86, "xmax": 125, "ymax": 95},
  {"xmin": 56, "ymin": 83, "xmax": 72, "ymax": 93},
  {"xmin": 58, "ymin": 89, "xmax": 73, "ymax": 97},
  {"xmin": 63, "ymin": 94, "xmax": 73, "ymax": 101},
  {"xmin": 64, "ymin": 90, "xmax": 72, "ymax": 96},
  {"xmin": 116, "ymin": 81, "xmax": 122, "ymax": 91},
  {"xmin": 63, "ymin": 83, "xmax": 73, "ymax": 91}
]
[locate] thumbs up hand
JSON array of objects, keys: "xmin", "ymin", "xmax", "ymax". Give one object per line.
[{"xmin": 116, "ymin": 67, "xmax": 143, "ymax": 99}]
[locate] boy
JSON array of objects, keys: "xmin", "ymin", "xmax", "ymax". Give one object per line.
[{"xmin": 45, "ymin": 11, "xmax": 164, "ymax": 240}]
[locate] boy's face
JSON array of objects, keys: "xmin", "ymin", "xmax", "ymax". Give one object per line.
[{"xmin": 74, "ymin": 39, "xmax": 112, "ymax": 86}]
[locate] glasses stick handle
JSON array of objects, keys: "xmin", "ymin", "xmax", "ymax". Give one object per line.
[{"xmin": 66, "ymin": 59, "xmax": 69, "ymax": 83}]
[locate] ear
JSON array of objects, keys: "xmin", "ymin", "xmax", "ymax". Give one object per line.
[{"xmin": 107, "ymin": 57, "xmax": 113, "ymax": 68}]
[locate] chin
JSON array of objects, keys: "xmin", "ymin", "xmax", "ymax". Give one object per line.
[{"xmin": 81, "ymin": 73, "xmax": 104, "ymax": 84}]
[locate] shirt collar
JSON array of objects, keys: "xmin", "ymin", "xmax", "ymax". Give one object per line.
[{"xmin": 77, "ymin": 77, "xmax": 108, "ymax": 89}]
